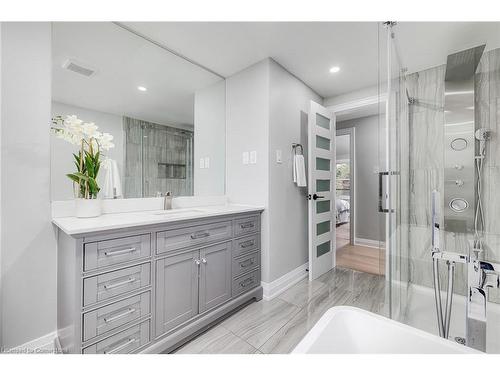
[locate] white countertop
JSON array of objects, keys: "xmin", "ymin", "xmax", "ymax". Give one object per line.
[{"xmin": 52, "ymin": 204, "xmax": 264, "ymax": 236}]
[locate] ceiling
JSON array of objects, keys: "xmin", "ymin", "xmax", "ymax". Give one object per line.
[
  {"xmin": 52, "ymin": 22, "xmax": 221, "ymax": 126},
  {"xmin": 124, "ymin": 22, "xmax": 500, "ymax": 98},
  {"xmin": 53, "ymin": 22, "xmax": 500, "ymax": 126}
]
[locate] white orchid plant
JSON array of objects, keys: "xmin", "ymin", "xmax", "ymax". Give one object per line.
[{"xmin": 52, "ymin": 115, "xmax": 115, "ymax": 199}]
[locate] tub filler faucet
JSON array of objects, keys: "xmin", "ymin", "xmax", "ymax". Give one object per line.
[
  {"xmin": 467, "ymin": 255, "xmax": 500, "ymax": 352},
  {"xmin": 430, "ymin": 190, "xmax": 500, "ymax": 352}
]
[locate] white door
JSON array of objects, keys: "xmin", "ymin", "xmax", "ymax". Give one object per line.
[{"xmin": 308, "ymin": 100, "xmax": 336, "ymax": 280}]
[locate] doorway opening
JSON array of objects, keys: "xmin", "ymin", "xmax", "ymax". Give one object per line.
[{"xmin": 331, "ymin": 102, "xmax": 386, "ymax": 276}]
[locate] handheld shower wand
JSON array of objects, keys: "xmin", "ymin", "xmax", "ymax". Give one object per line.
[
  {"xmin": 474, "ymin": 128, "xmax": 491, "ymax": 253},
  {"xmin": 431, "ymin": 190, "xmax": 445, "ymax": 337}
]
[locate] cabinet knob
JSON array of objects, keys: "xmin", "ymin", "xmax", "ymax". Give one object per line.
[
  {"xmin": 194, "ymin": 259, "xmax": 201, "ymax": 266},
  {"xmin": 201, "ymin": 258, "xmax": 207, "ymax": 264}
]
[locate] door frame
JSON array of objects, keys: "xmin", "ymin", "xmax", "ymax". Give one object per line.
[
  {"xmin": 326, "ymin": 94, "xmax": 389, "ymax": 279},
  {"xmin": 335, "ymin": 127, "xmax": 355, "ymax": 246}
]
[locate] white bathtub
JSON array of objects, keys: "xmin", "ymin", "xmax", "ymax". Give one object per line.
[{"xmin": 292, "ymin": 306, "xmax": 481, "ymax": 354}]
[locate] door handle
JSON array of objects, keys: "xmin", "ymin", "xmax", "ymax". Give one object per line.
[
  {"xmin": 378, "ymin": 171, "xmax": 396, "ymax": 213},
  {"xmin": 312, "ymin": 193, "xmax": 324, "ymax": 200}
]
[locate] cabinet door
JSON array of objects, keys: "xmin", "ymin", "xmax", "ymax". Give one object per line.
[
  {"xmin": 199, "ymin": 242, "xmax": 232, "ymax": 313},
  {"xmin": 155, "ymin": 250, "xmax": 199, "ymax": 337}
]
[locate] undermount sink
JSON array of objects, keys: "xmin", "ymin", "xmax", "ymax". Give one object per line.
[
  {"xmin": 151, "ymin": 208, "xmax": 205, "ymax": 216},
  {"xmin": 293, "ymin": 306, "xmax": 481, "ymax": 354}
]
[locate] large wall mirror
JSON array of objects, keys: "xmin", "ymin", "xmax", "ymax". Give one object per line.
[{"xmin": 51, "ymin": 22, "xmax": 226, "ymax": 201}]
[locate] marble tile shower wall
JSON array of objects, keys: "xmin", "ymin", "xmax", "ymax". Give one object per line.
[{"xmin": 406, "ymin": 48, "xmax": 500, "ymax": 301}]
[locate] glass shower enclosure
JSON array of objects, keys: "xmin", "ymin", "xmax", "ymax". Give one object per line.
[{"xmin": 384, "ymin": 22, "xmax": 500, "ymax": 353}]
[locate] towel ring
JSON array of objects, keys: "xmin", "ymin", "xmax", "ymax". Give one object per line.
[{"xmin": 292, "ymin": 143, "xmax": 304, "ymax": 155}]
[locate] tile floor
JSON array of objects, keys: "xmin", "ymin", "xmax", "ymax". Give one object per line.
[{"xmin": 173, "ymin": 267, "xmax": 387, "ymax": 354}]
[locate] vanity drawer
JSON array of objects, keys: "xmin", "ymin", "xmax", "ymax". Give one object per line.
[
  {"xmin": 83, "ymin": 263, "xmax": 151, "ymax": 307},
  {"xmin": 82, "ymin": 320, "xmax": 150, "ymax": 354},
  {"xmin": 232, "ymin": 269, "xmax": 260, "ymax": 297},
  {"xmin": 232, "ymin": 251, "xmax": 260, "ymax": 278},
  {"xmin": 83, "ymin": 234, "xmax": 151, "ymax": 271},
  {"xmin": 82, "ymin": 291, "xmax": 151, "ymax": 342},
  {"xmin": 156, "ymin": 220, "xmax": 232, "ymax": 255},
  {"xmin": 233, "ymin": 216, "xmax": 259, "ymax": 237},
  {"xmin": 232, "ymin": 234, "xmax": 260, "ymax": 258}
]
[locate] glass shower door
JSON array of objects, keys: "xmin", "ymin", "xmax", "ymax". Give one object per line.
[{"xmin": 379, "ymin": 22, "xmax": 410, "ymax": 321}]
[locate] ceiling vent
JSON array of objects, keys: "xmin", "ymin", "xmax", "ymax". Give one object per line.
[{"xmin": 62, "ymin": 59, "xmax": 96, "ymax": 77}]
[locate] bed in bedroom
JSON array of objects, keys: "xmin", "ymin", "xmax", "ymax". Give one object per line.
[{"xmin": 336, "ymin": 196, "xmax": 350, "ymax": 225}]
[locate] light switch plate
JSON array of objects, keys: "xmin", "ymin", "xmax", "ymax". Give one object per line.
[
  {"xmin": 204, "ymin": 157, "xmax": 210, "ymax": 168},
  {"xmin": 276, "ymin": 149, "xmax": 282, "ymax": 164},
  {"xmin": 250, "ymin": 151, "xmax": 257, "ymax": 164},
  {"xmin": 199, "ymin": 158, "xmax": 205, "ymax": 169},
  {"xmin": 242, "ymin": 152, "xmax": 249, "ymax": 165}
]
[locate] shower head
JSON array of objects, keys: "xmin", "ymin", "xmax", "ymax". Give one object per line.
[{"xmin": 475, "ymin": 128, "xmax": 491, "ymax": 157}]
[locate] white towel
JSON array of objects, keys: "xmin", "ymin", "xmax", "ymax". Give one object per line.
[
  {"xmin": 293, "ymin": 154, "xmax": 307, "ymax": 187},
  {"xmin": 101, "ymin": 158, "xmax": 123, "ymax": 199}
]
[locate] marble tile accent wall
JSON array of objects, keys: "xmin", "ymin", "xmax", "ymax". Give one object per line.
[{"xmin": 404, "ymin": 48, "xmax": 500, "ymax": 303}]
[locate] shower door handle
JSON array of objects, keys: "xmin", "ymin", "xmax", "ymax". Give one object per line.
[{"xmin": 378, "ymin": 171, "xmax": 394, "ymax": 213}]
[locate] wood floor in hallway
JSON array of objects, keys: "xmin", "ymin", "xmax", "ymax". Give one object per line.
[
  {"xmin": 335, "ymin": 222, "xmax": 385, "ymax": 276},
  {"xmin": 336, "ymin": 244, "xmax": 385, "ymax": 276}
]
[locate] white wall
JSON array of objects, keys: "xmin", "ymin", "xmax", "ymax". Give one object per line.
[
  {"xmin": 323, "ymin": 84, "xmax": 383, "ymax": 108},
  {"xmin": 268, "ymin": 60, "xmax": 322, "ymax": 281},
  {"xmin": 225, "ymin": 60, "xmax": 271, "ymax": 281},
  {"xmin": 51, "ymin": 101, "xmax": 124, "ymax": 201},
  {"xmin": 226, "ymin": 58, "xmax": 323, "ymax": 283},
  {"xmin": 194, "ymin": 80, "xmax": 226, "ymax": 196},
  {"xmin": 1, "ymin": 22, "xmax": 56, "ymax": 348},
  {"xmin": 337, "ymin": 115, "xmax": 385, "ymax": 242}
]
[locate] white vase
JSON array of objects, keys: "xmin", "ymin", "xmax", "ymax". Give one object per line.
[{"xmin": 75, "ymin": 198, "xmax": 102, "ymax": 218}]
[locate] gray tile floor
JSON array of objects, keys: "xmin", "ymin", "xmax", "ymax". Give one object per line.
[{"xmin": 173, "ymin": 267, "xmax": 388, "ymax": 354}]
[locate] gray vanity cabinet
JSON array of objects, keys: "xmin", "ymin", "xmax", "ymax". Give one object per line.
[
  {"xmin": 155, "ymin": 250, "xmax": 200, "ymax": 336},
  {"xmin": 155, "ymin": 241, "xmax": 232, "ymax": 337},
  {"xmin": 199, "ymin": 241, "xmax": 232, "ymax": 313},
  {"xmin": 56, "ymin": 210, "xmax": 263, "ymax": 354}
]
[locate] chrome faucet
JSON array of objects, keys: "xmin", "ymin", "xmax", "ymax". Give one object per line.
[
  {"xmin": 467, "ymin": 254, "xmax": 500, "ymax": 352},
  {"xmin": 164, "ymin": 191, "xmax": 173, "ymax": 210}
]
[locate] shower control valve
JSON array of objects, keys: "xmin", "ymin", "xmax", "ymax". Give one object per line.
[
  {"xmin": 454, "ymin": 180, "xmax": 464, "ymax": 187},
  {"xmin": 454, "ymin": 164, "xmax": 464, "ymax": 170}
]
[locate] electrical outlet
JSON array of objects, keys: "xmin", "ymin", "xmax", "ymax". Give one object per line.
[
  {"xmin": 250, "ymin": 151, "xmax": 257, "ymax": 164},
  {"xmin": 199, "ymin": 158, "xmax": 205, "ymax": 169},
  {"xmin": 242, "ymin": 152, "xmax": 249, "ymax": 165},
  {"xmin": 204, "ymin": 157, "xmax": 210, "ymax": 168}
]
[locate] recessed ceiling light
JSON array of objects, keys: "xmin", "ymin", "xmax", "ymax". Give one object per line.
[
  {"xmin": 137, "ymin": 86, "xmax": 147, "ymax": 92},
  {"xmin": 329, "ymin": 66, "xmax": 340, "ymax": 73}
]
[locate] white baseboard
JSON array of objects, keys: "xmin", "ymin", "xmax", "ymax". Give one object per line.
[
  {"xmin": 354, "ymin": 237, "xmax": 384, "ymax": 249},
  {"xmin": 261, "ymin": 263, "xmax": 308, "ymax": 301},
  {"xmin": 7, "ymin": 330, "xmax": 58, "ymax": 354}
]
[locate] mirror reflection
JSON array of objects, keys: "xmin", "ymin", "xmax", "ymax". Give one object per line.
[{"xmin": 50, "ymin": 22, "xmax": 225, "ymax": 201}]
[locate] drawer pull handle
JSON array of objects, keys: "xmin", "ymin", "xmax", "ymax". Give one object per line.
[
  {"xmin": 240, "ymin": 222, "xmax": 255, "ymax": 229},
  {"xmin": 239, "ymin": 277, "xmax": 254, "ymax": 287},
  {"xmin": 104, "ymin": 277, "xmax": 136, "ymax": 290},
  {"xmin": 191, "ymin": 232, "xmax": 210, "ymax": 240},
  {"xmin": 240, "ymin": 240, "xmax": 254, "ymax": 248},
  {"xmin": 104, "ymin": 308, "xmax": 136, "ymax": 324},
  {"xmin": 104, "ymin": 338, "xmax": 137, "ymax": 354},
  {"xmin": 104, "ymin": 247, "xmax": 137, "ymax": 257},
  {"xmin": 240, "ymin": 259, "xmax": 254, "ymax": 268}
]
